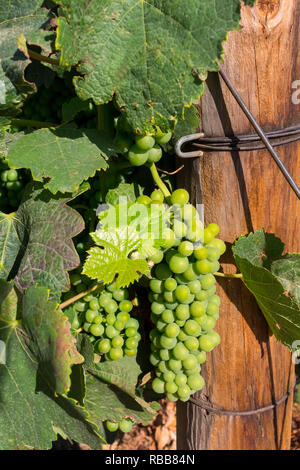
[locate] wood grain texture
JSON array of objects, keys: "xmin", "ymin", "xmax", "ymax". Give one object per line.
[{"xmin": 177, "ymin": 0, "xmax": 299, "ymax": 450}]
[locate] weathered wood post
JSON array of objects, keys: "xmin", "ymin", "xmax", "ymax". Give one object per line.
[{"xmin": 177, "ymin": 0, "xmax": 300, "ymax": 450}]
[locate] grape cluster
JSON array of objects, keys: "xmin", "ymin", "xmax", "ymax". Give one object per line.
[
  {"xmin": 0, "ymin": 164, "xmax": 26, "ymax": 210},
  {"xmin": 114, "ymin": 118, "xmax": 172, "ymax": 167},
  {"xmin": 65, "ymin": 273, "xmax": 141, "ymax": 362},
  {"xmin": 105, "ymin": 418, "xmax": 133, "ymax": 433},
  {"xmin": 148, "ymin": 189, "xmax": 226, "ymax": 402}
]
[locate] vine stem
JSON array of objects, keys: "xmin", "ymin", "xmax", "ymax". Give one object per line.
[
  {"xmin": 11, "ymin": 118, "xmax": 57, "ymax": 129},
  {"xmin": 60, "ymin": 283, "xmax": 103, "ymax": 310},
  {"xmin": 214, "ymin": 272, "xmax": 243, "ymax": 279},
  {"xmin": 149, "ymin": 162, "xmax": 171, "ymax": 198},
  {"xmin": 27, "ymin": 49, "xmax": 60, "ymax": 66}
]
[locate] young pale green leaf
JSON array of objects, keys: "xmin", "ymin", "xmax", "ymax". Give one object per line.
[
  {"xmin": 233, "ymin": 230, "xmax": 300, "ymax": 350},
  {"xmin": 56, "ymin": 0, "xmax": 256, "ymax": 133},
  {"xmin": 6, "ymin": 183, "xmax": 84, "ymax": 301},
  {"xmin": 82, "ymin": 225, "xmax": 150, "ymax": 288},
  {"xmin": 105, "ymin": 183, "xmax": 143, "ymax": 206},
  {"xmin": 79, "ymin": 337, "xmax": 156, "ymax": 426},
  {"xmin": 8, "ymin": 128, "xmax": 116, "ymax": 194},
  {"xmin": 22, "ymin": 286, "xmax": 83, "ymax": 395},
  {"xmin": 0, "ymin": 320, "xmax": 102, "ymax": 450}
]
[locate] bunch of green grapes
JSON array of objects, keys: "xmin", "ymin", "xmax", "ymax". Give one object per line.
[
  {"xmin": 65, "ymin": 273, "xmax": 141, "ymax": 361},
  {"xmin": 114, "ymin": 117, "xmax": 172, "ymax": 166},
  {"xmin": 0, "ymin": 163, "xmax": 27, "ymax": 209},
  {"xmin": 147, "ymin": 188, "xmax": 226, "ymax": 402},
  {"xmin": 104, "ymin": 418, "xmax": 133, "ymax": 433}
]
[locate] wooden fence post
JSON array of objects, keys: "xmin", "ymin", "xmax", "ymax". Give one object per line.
[{"xmin": 177, "ymin": 0, "xmax": 300, "ymax": 450}]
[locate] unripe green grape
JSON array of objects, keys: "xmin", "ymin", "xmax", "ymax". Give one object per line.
[
  {"xmin": 109, "ymin": 347, "xmax": 123, "ymax": 360},
  {"xmin": 165, "ymin": 382, "xmax": 178, "ymax": 394},
  {"xmin": 72, "ymin": 316, "xmax": 81, "ymax": 330},
  {"xmin": 182, "ymin": 354, "xmax": 197, "ymax": 371},
  {"xmin": 125, "ymin": 348, "xmax": 137, "ymax": 357},
  {"xmin": 172, "ymin": 342, "xmax": 189, "ymax": 361},
  {"xmin": 155, "ymin": 129, "xmax": 172, "ymax": 145},
  {"xmin": 125, "ymin": 327, "xmax": 137, "ymax": 337},
  {"xmin": 106, "ymin": 313, "xmax": 116, "ymax": 325},
  {"xmin": 210, "ymin": 260, "xmax": 220, "ymax": 273},
  {"xmin": 105, "ymin": 300, "xmax": 118, "ymax": 314},
  {"xmin": 151, "ymin": 189, "xmax": 164, "ymax": 203},
  {"xmin": 160, "ymin": 348, "xmax": 171, "ymax": 361},
  {"xmin": 190, "ymin": 301, "xmax": 205, "ymax": 318},
  {"xmin": 161, "ymin": 229, "xmax": 176, "ymax": 249},
  {"xmin": 168, "ymin": 358, "xmax": 182, "ymax": 372},
  {"xmin": 164, "ymin": 278, "xmax": 177, "ymax": 291},
  {"xmin": 203, "ymin": 227, "xmax": 215, "ymax": 244},
  {"xmin": 119, "ymin": 300, "xmax": 133, "ymax": 312},
  {"xmin": 173, "ymin": 220, "xmax": 187, "ymax": 238},
  {"xmin": 150, "ymin": 351, "xmax": 160, "ymax": 366},
  {"xmin": 194, "ymin": 246, "xmax": 207, "ymax": 260},
  {"xmin": 156, "ymin": 319, "xmax": 167, "ymax": 332},
  {"xmin": 150, "ymin": 249, "xmax": 164, "ymax": 264},
  {"xmin": 182, "ymin": 264, "xmax": 198, "ymax": 282},
  {"xmin": 206, "ymin": 247, "xmax": 221, "ymax": 261},
  {"xmin": 150, "ymin": 279, "xmax": 163, "ymax": 294},
  {"xmin": 125, "ymin": 318, "xmax": 139, "ymax": 329},
  {"xmin": 119, "ymin": 418, "xmax": 133, "ymax": 433},
  {"xmin": 187, "ymin": 374, "xmax": 205, "ymax": 391},
  {"xmin": 165, "ymin": 323, "xmax": 180, "ymax": 338},
  {"xmin": 188, "ymin": 280, "xmax": 201, "ymax": 294},
  {"xmin": 195, "ymin": 290, "xmax": 208, "ymax": 301},
  {"xmin": 89, "ymin": 299, "xmax": 99, "ymax": 310},
  {"xmin": 155, "ymin": 263, "xmax": 172, "ymax": 280},
  {"xmin": 166, "ymin": 393, "xmax": 178, "ymax": 402},
  {"xmin": 117, "ymin": 311, "xmax": 130, "ymax": 323},
  {"xmin": 106, "ymin": 325, "xmax": 118, "ymax": 338},
  {"xmin": 163, "ymin": 371, "xmax": 176, "ymax": 383},
  {"xmin": 207, "ymin": 238, "xmax": 226, "ymax": 255},
  {"xmin": 206, "ymin": 223, "xmax": 220, "ymax": 236},
  {"xmin": 208, "ymin": 295, "xmax": 221, "ymax": 306},
  {"xmin": 114, "ymin": 319, "xmax": 125, "ymax": 331},
  {"xmin": 177, "ymin": 330, "xmax": 188, "ymax": 341},
  {"xmin": 206, "ymin": 303, "xmax": 219, "ymax": 316},
  {"xmin": 186, "ymin": 224, "xmax": 204, "ymax": 243},
  {"xmin": 206, "ymin": 285, "xmax": 217, "ymax": 297},
  {"xmin": 160, "ymin": 335, "xmax": 177, "ymax": 350},
  {"xmin": 184, "ymin": 337, "xmax": 199, "ymax": 351},
  {"xmin": 195, "ymin": 259, "xmax": 211, "ymax": 275},
  {"xmin": 158, "ymin": 360, "xmax": 169, "ymax": 373},
  {"xmin": 135, "ymin": 134, "xmax": 155, "ymax": 150},
  {"xmin": 165, "ymin": 301, "xmax": 178, "ymax": 311},
  {"xmin": 174, "ymin": 285, "xmax": 190, "ymax": 303},
  {"xmin": 136, "ymin": 195, "xmax": 152, "ymax": 205},
  {"xmin": 197, "ymin": 351, "xmax": 207, "ymax": 364},
  {"xmin": 174, "ymin": 373, "xmax": 187, "ymax": 387},
  {"xmin": 181, "ymin": 204, "xmax": 197, "ymax": 221},
  {"xmin": 170, "ymin": 189, "xmax": 189, "ymax": 206},
  {"xmin": 105, "ymin": 420, "xmax": 119, "ymax": 432},
  {"xmin": 169, "ymin": 254, "xmax": 189, "ymax": 274},
  {"xmin": 184, "ymin": 319, "xmax": 201, "ymax": 337},
  {"xmin": 106, "ymin": 282, "xmax": 117, "ymax": 293},
  {"xmin": 89, "ymin": 323, "xmax": 104, "ymax": 337},
  {"xmin": 194, "ymin": 314, "xmax": 208, "ymax": 327},
  {"xmin": 175, "ymin": 304, "xmax": 190, "ymax": 321},
  {"xmin": 97, "ymin": 338, "xmax": 111, "ymax": 354},
  {"xmin": 185, "ymin": 364, "xmax": 201, "ymax": 376},
  {"xmin": 99, "ymin": 293, "xmax": 112, "ymax": 308},
  {"xmin": 200, "ymin": 273, "xmax": 216, "ymax": 290},
  {"xmin": 152, "ymin": 377, "xmax": 165, "ymax": 394},
  {"xmin": 85, "ymin": 309, "xmax": 97, "ymax": 323},
  {"xmin": 200, "ymin": 316, "xmax": 216, "ymax": 331},
  {"xmin": 112, "ymin": 335, "xmax": 125, "ymax": 348},
  {"xmin": 199, "ymin": 331, "xmax": 220, "ymax": 352},
  {"xmin": 177, "ymin": 384, "xmax": 191, "ymax": 399},
  {"xmin": 83, "ymin": 321, "xmax": 91, "ymax": 332},
  {"xmin": 147, "ymin": 144, "xmax": 163, "ymax": 163},
  {"xmin": 113, "ymin": 288, "xmax": 128, "ymax": 302},
  {"xmin": 128, "ymin": 145, "xmax": 149, "ymax": 166},
  {"xmin": 164, "ymin": 291, "xmax": 176, "ymax": 303},
  {"xmin": 161, "ymin": 309, "xmax": 175, "ymax": 324},
  {"xmin": 151, "ymin": 301, "xmax": 165, "ymax": 315},
  {"xmin": 178, "ymin": 241, "xmax": 194, "ymax": 257},
  {"xmin": 74, "ymin": 300, "xmax": 86, "ymax": 312}
]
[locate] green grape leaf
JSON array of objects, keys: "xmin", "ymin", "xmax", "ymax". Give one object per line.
[
  {"xmin": 62, "ymin": 97, "xmax": 92, "ymax": 122},
  {"xmin": 7, "ymin": 128, "xmax": 116, "ymax": 194},
  {"xmin": 233, "ymin": 230, "xmax": 300, "ymax": 350},
  {"xmin": 105, "ymin": 183, "xmax": 143, "ymax": 206},
  {"xmin": 55, "ymin": 0, "xmax": 256, "ymax": 133},
  {"xmin": 79, "ymin": 338, "xmax": 156, "ymax": 425},
  {"xmin": 0, "ymin": 0, "xmax": 51, "ymax": 108},
  {"xmin": 0, "ymin": 280, "xmax": 18, "ymax": 321},
  {"xmin": 173, "ymin": 105, "xmax": 200, "ymax": 142},
  {"xmin": 0, "ymin": 183, "xmax": 84, "ymax": 301},
  {"xmin": 22, "ymin": 286, "xmax": 83, "ymax": 395},
  {"xmin": 0, "ymin": 317, "xmax": 102, "ymax": 450},
  {"xmin": 82, "ymin": 225, "xmax": 150, "ymax": 288}
]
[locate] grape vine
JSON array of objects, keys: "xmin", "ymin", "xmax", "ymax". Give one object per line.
[{"xmin": 0, "ymin": 0, "xmax": 299, "ymax": 452}]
